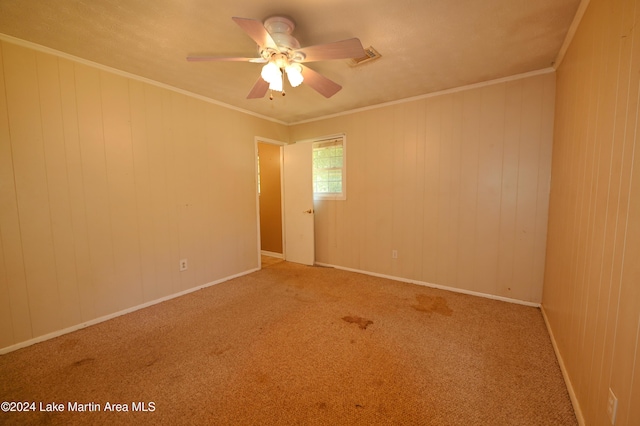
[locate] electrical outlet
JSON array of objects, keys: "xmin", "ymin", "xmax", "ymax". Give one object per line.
[
  {"xmin": 179, "ymin": 259, "xmax": 188, "ymax": 272},
  {"xmin": 392, "ymin": 250, "xmax": 398, "ymax": 259},
  {"xmin": 607, "ymin": 388, "xmax": 618, "ymax": 425}
]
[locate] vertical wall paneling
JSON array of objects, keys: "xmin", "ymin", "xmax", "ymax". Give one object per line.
[
  {"xmin": 0, "ymin": 224, "xmax": 13, "ymax": 348},
  {"xmin": 543, "ymin": 0, "xmax": 640, "ymax": 423},
  {"xmin": 533, "ymin": 79, "xmax": 555, "ymax": 303},
  {"xmin": 0, "ymin": 39, "xmax": 287, "ymax": 351},
  {"xmin": 608, "ymin": 0, "xmax": 640, "ymax": 422},
  {"xmin": 360, "ymin": 111, "xmax": 375, "ymax": 271},
  {"xmin": 203, "ymin": 103, "xmax": 227, "ymax": 279},
  {"xmin": 186, "ymin": 97, "xmax": 207, "ymax": 289},
  {"xmin": 201, "ymin": 103, "xmax": 218, "ymax": 281},
  {"xmin": 422, "ymin": 97, "xmax": 440, "ymax": 284},
  {"xmin": 442, "ymin": 93, "xmax": 463, "ymax": 288},
  {"xmin": 101, "ymin": 72, "xmax": 144, "ymax": 310},
  {"xmin": 362, "ymin": 108, "xmax": 393, "ymax": 273},
  {"xmin": 0, "ymin": 42, "xmax": 33, "ymax": 346},
  {"xmin": 457, "ymin": 89, "xmax": 481, "ymax": 292},
  {"xmin": 74, "ymin": 62, "xmax": 119, "ymax": 318},
  {"xmin": 352, "ymin": 117, "xmax": 368, "ymax": 269},
  {"xmin": 412, "ymin": 100, "xmax": 426, "ymax": 282},
  {"xmin": 432, "ymin": 95, "xmax": 449, "ymax": 286},
  {"xmin": 609, "ymin": 2, "xmax": 640, "ymax": 424},
  {"xmin": 401, "ymin": 102, "xmax": 419, "ymax": 280},
  {"xmin": 3, "ymin": 43, "xmax": 61, "ymax": 337},
  {"xmin": 170, "ymin": 91, "xmax": 191, "ymax": 291},
  {"xmin": 161, "ymin": 89, "xmax": 182, "ymax": 295},
  {"xmin": 475, "ymin": 84, "xmax": 505, "ymax": 296},
  {"xmin": 390, "ymin": 105, "xmax": 405, "ymax": 277},
  {"xmin": 129, "ymin": 80, "xmax": 158, "ymax": 302},
  {"xmin": 149, "ymin": 86, "xmax": 174, "ymax": 298},
  {"xmin": 496, "ymin": 81, "xmax": 522, "ymax": 298},
  {"xmin": 334, "ymin": 118, "xmax": 351, "ymax": 267},
  {"xmin": 347, "ymin": 122, "xmax": 360, "ymax": 267},
  {"xmin": 192, "ymin": 97, "xmax": 211, "ymax": 287},
  {"xmin": 578, "ymin": 0, "xmax": 615, "ymax": 409},
  {"xmin": 513, "ymin": 78, "xmax": 544, "ymax": 302},
  {"xmin": 214, "ymin": 107, "xmax": 240, "ymax": 279},
  {"xmin": 290, "ymin": 72, "xmax": 555, "ymax": 304},
  {"xmin": 0, "ymin": 44, "xmax": 12, "ymax": 347},
  {"xmin": 58, "ymin": 57, "xmax": 95, "ymax": 323},
  {"xmin": 36, "ymin": 52, "xmax": 82, "ymax": 329}
]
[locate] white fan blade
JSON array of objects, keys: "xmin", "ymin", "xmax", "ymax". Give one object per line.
[
  {"xmin": 186, "ymin": 56, "xmax": 261, "ymax": 62},
  {"xmin": 232, "ymin": 17, "xmax": 279, "ymax": 51},
  {"xmin": 300, "ymin": 65, "xmax": 342, "ymax": 98},
  {"xmin": 247, "ymin": 77, "xmax": 269, "ymax": 99},
  {"xmin": 296, "ymin": 38, "xmax": 365, "ymax": 62}
]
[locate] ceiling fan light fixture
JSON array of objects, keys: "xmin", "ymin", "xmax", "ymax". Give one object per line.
[
  {"xmin": 285, "ymin": 64, "xmax": 304, "ymax": 87},
  {"xmin": 269, "ymin": 76, "xmax": 283, "ymax": 92},
  {"xmin": 261, "ymin": 62, "xmax": 281, "ymax": 84},
  {"xmin": 188, "ymin": 16, "xmax": 365, "ymax": 99}
]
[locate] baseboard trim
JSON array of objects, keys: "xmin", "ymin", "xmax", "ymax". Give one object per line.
[
  {"xmin": 540, "ymin": 305, "xmax": 585, "ymax": 425},
  {"xmin": 315, "ymin": 262, "xmax": 541, "ymax": 307},
  {"xmin": 0, "ymin": 267, "xmax": 259, "ymax": 355},
  {"xmin": 261, "ymin": 250, "xmax": 284, "ymax": 258}
]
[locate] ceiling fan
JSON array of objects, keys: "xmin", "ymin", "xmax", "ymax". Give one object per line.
[{"xmin": 187, "ymin": 16, "xmax": 366, "ymax": 99}]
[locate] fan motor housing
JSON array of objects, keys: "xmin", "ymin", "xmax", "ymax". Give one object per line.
[
  {"xmin": 263, "ymin": 16, "xmax": 300, "ymax": 52},
  {"xmin": 264, "ymin": 16, "xmax": 295, "ymax": 34},
  {"xmin": 271, "ymin": 33, "xmax": 300, "ymax": 51}
]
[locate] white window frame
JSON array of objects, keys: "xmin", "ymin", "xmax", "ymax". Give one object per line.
[{"xmin": 309, "ymin": 134, "xmax": 346, "ymax": 201}]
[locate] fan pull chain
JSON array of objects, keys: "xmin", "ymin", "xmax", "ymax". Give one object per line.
[
  {"xmin": 281, "ymin": 68, "xmax": 286, "ymax": 96},
  {"xmin": 268, "ymin": 69, "xmax": 286, "ymax": 100}
]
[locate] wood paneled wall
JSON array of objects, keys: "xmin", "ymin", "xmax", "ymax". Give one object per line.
[
  {"xmin": 543, "ymin": 0, "xmax": 640, "ymax": 424},
  {"xmin": 0, "ymin": 40, "xmax": 287, "ymax": 351},
  {"xmin": 289, "ymin": 72, "xmax": 555, "ymax": 304}
]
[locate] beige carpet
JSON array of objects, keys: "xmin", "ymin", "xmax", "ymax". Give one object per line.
[
  {"xmin": 0, "ymin": 262, "xmax": 576, "ymax": 425},
  {"xmin": 261, "ymin": 254, "xmax": 284, "ymax": 267}
]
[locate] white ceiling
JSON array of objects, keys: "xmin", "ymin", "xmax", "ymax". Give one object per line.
[{"xmin": 0, "ymin": 0, "xmax": 580, "ymax": 124}]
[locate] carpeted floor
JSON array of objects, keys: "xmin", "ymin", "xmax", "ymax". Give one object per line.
[
  {"xmin": 261, "ymin": 254, "xmax": 284, "ymax": 268},
  {"xmin": 0, "ymin": 261, "xmax": 576, "ymax": 425}
]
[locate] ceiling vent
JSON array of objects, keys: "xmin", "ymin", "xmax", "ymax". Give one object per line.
[{"xmin": 348, "ymin": 46, "xmax": 382, "ymax": 66}]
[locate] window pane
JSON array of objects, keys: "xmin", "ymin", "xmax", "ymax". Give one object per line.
[
  {"xmin": 317, "ymin": 157, "xmax": 331, "ymax": 169},
  {"xmin": 328, "ymin": 181, "xmax": 342, "ymax": 193},
  {"xmin": 328, "ymin": 170, "xmax": 341, "ymax": 181},
  {"xmin": 312, "ymin": 137, "xmax": 345, "ymax": 199},
  {"xmin": 316, "ymin": 181, "xmax": 329, "ymax": 193}
]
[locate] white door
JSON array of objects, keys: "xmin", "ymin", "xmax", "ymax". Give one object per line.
[{"xmin": 283, "ymin": 142, "xmax": 315, "ymax": 265}]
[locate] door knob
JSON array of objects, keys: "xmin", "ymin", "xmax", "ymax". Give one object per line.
[{"xmin": 303, "ymin": 209, "xmax": 314, "ymax": 214}]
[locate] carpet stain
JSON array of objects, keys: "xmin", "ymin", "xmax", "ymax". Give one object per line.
[
  {"xmin": 342, "ymin": 316, "xmax": 373, "ymax": 330},
  {"xmin": 211, "ymin": 346, "xmax": 231, "ymax": 356},
  {"xmin": 316, "ymin": 402, "xmax": 327, "ymax": 410},
  {"xmin": 412, "ymin": 295, "xmax": 453, "ymax": 317},
  {"xmin": 71, "ymin": 357, "xmax": 95, "ymax": 367},
  {"xmin": 255, "ymin": 372, "xmax": 270, "ymax": 384},
  {"xmin": 59, "ymin": 338, "xmax": 79, "ymax": 351}
]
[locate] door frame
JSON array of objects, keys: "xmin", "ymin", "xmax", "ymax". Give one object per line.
[{"xmin": 254, "ymin": 136, "xmax": 286, "ymax": 269}]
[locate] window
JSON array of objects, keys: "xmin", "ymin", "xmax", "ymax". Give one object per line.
[{"xmin": 312, "ymin": 135, "xmax": 346, "ymax": 200}]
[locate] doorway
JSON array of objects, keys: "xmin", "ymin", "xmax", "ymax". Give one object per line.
[{"xmin": 256, "ymin": 138, "xmax": 285, "ymax": 266}]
